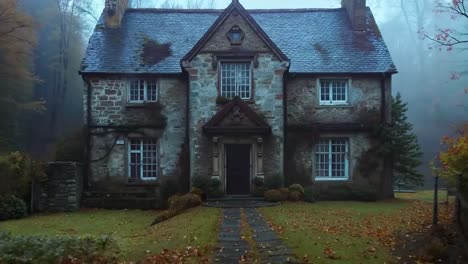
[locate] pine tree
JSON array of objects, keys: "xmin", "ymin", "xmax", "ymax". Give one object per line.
[{"xmin": 378, "ymin": 93, "xmax": 424, "ymax": 187}]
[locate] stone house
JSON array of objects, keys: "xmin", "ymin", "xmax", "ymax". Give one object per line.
[{"xmin": 79, "ymin": 0, "xmax": 397, "ymax": 207}]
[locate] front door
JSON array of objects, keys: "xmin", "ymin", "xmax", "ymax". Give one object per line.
[{"xmin": 225, "ymin": 144, "xmax": 251, "ymax": 195}]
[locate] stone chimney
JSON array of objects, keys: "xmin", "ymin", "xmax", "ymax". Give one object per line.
[
  {"xmin": 341, "ymin": 0, "xmax": 366, "ymax": 31},
  {"xmin": 105, "ymin": 0, "xmax": 128, "ymax": 28}
]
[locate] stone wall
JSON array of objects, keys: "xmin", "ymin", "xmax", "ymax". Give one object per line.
[
  {"xmin": 186, "ymin": 52, "xmax": 285, "ymax": 182},
  {"xmin": 84, "ymin": 76, "xmax": 188, "ymax": 188},
  {"xmin": 35, "ymin": 162, "xmax": 83, "ymax": 212},
  {"xmin": 287, "ymin": 76, "xmax": 389, "ymax": 125},
  {"xmin": 285, "ymin": 132, "xmax": 382, "ymax": 187}
]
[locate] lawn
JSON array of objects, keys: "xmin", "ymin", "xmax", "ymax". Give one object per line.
[
  {"xmin": 0, "ymin": 207, "xmax": 221, "ymax": 261},
  {"xmin": 259, "ymin": 196, "xmax": 453, "ymax": 264},
  {"xmin": 395, "ymin": 189, "xmax": 451, "ymax": 202}
]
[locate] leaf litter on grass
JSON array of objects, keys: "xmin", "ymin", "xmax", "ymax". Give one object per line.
[{"xmin": 263, "ymin": 200, "xmax": 455, "ymax": 263}]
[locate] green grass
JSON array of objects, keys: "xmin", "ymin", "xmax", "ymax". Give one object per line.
[
  {"xmin": 260, "ymin": 201, "xmax": 410, "ymax": 264},
  {"xmin": 395, "ymin": 190, "xmax": 451, "ymax": 202},
  {"xmin": 0, "ymin": 207, "xmax": 221, "ymax": 261}
]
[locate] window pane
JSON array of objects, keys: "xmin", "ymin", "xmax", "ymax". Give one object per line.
[
  {"xmin": 147, "ymin": 80, "xmax": 158, "ymax": 101},
  {"xmin": 129, "ymin": 139, "xmax": 159, "ymax": 180},
  {"xmin": 332, "ymin": 80, "xmax": 347, "ymax": 101},
  {"xmin": 320, "ymin": 79, "xmax": 348, "ymax": 104},
  {"xmin": 315, "ymin": 139, "xmax": 330, "ymax": 178},
  {"xmin": 221, "ymin": 62, "xmax": 251, "ymax": 99},
  {"xmin": 129, "ymin": 80, "xmax": 145, "ymax": 102},
  {"xmin": 142, "ymin": 139, "xmax": 158, "ymax": 179},
  {"xmin": 221, "ymin": 63, "xmax": 236, "ymax": 98},
  {"xmin": 237, "ymin": 63, "xmax": 251, "ymax": 99},
  {"xmin": 315, "ymin": 138, "xmax": 348, "ymax": 179},
  {"xmin": 320, "ymin": 80, "xmax": 330, "ymax": 102}
]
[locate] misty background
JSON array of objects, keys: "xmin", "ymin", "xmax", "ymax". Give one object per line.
[{"xmin": 12, "ymin": 0, "xmax": 468, "ymax": 188}]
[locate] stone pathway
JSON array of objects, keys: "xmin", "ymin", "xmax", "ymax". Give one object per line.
[
  {"xmin": 213, "ymin": 208, "xmax": 297, "ymax": 264},
  {"xmin": 214, "ymin": 208, "xmax": 249, "ymax": 263},
  {"xmin": 245, "ymin": 208, "xmax": 297, "ymax": 263}
]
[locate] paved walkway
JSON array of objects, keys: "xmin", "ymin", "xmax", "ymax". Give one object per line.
[{"xmin": 213, "ymin": 208, "xmax": 297, "ymax": 264}]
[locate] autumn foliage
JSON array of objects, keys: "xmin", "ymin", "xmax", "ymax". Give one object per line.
[{"xmin": 434, "ymin": 124, "xmax": 468, "ymax": 186}]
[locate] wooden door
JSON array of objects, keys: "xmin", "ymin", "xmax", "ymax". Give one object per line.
[{"xmin": 225, "ymin": 144, "xmax": 251, "ymax": 195}]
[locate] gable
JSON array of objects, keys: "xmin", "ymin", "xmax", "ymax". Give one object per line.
[
  {"xmin": 182, "ymin": 1, "xmax": 288, "ymax": 63},
  {"xmin": 200, "ymin": 12, "xmax": 271, "ymax": 53},
  {"xmin": 203, "ymin": 97, "xmax": 271, "ymax": 135}
]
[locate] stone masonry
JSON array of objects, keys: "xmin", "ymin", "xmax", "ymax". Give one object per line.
[
  {"xmin": 35, "ymin": 162, "xmax": 83, "ymax": 212},
  {"xmin": 184, "ymin": 10, "xmax": 288, "ymax": 184},
  {"xmin": 85, "ymin": 76, "xmax": 187, "ymax": 187}
]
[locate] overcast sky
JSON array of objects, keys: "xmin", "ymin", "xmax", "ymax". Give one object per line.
[{"xmin": 92, "ymin": 0, "xmax": 394, "ymax": 24}]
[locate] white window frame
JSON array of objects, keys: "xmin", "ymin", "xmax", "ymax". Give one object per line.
[
  {"xmin": 318, "ymin": 78, "xmax": 350, "ymax": 106},
  {"xmin": 314, "ymin": 138, "xmax": 349, "ymax": 181},
  {"xmin": 127, "ymin": 138, "xmax": 159, "ymax": 181},
  {"xmin": 219, "ymin": 61, "xmax": 252, "ymax": 100},
  {"xmin": 127, "ymin": 79, "xmax": 158, "ymax": 103}
]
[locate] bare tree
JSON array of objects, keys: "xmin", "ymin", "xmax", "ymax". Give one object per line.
[
  {"xmin": 424, "ymin": 0, "xmax": 468, "ymax": 48},
  {"xmin": 160, "ymin": 0, "xmax": 215, "ymax": 9},
  {"xmin": 130, "ymin": 0, "xmax": 160, "ymax": 8}
]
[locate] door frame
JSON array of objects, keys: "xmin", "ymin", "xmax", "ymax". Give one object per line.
[{"xmin": 224, "ymin": 144, "xmax": 252, "ymax": 196}]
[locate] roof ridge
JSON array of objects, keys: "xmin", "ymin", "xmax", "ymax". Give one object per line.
[{"xmin": 126, "ymin": 7, "xmax": 344, "ymax": 13}]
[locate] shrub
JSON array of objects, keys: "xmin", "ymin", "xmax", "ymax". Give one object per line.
[
  {"xmin": 264, "ymin": 189, "xmax": 282, "ymax": 202},
  {"xmin": 0, "ymin": 196, "xmax": 28, "ymax": 221},
  {"xmin": 251, "ymin": 187, "xmax": 266, "ymax": 198},
  {"xmin": 265, "ymin": 175, "xmax": 283, "ymax": 189},
  {"xmin": 208, "ymin": 178, "xmax": 222, "ymax": 197},
  {"xmin": 191, "ymin": 187, "xmax": 203, "ymax": 197},
  {"xmin": 253, "ymin": 177, "xmax": 264, "ymax": 187},
  {"xmin": 151, "ymin": 210, "xmax": 178, "ymax": 225},
  {"xmin": 152, "ymin": 193, "xmax": 202, "ymax": 225},
  {"xmin": 0, "ymin": 152, "xmax": 47, "ymax": 198},
  {"xmin": 351, "ymin": 185, "xmax": 378, "ymax": 202},
  {"xmin": 192, "ymin": 176, "xmax": 211, "ymax": 194},
  {"xmin": 0, "ymin": 232, "xmax": 119, "ymax": 263},
  {"xmin": 288, "ymin": 184, "xmax": 305, "ymax": 195},
  {"xmin": 312, "ymin": 184, "xmax": 378, "ymax": 201},
  {"xmin": 304, "ymin": 186, "xmax": 316, "ymax": 203},
  {"xmin": 168, "ymin": 193, "xmax": 202, "ymax": 212},
  {"xmin": 278, "ymin": 188, "xmax": 290, "ymax": 201},
  {"xmin": 159, "ymin": 179, "xmax": 179, "ymax": 208},
  {"xmin": 289, "ymin": 191, "xmax": 303, "ymax": 201}
]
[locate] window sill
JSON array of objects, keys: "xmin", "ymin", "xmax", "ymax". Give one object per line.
[
  {"xmin": 316, "ymin": 104, "xmax": 352, "ymax": 109},
  {"xmin": 314, "ymin": 178, "xmax": 350, "ymax": 182},
  {"xmin": 126, "ymin": 102, "xmax": 159, "ymax": 108},
  {"xmin": 126, "ymin": 179, "xmax": 159, "ymax": 186}
]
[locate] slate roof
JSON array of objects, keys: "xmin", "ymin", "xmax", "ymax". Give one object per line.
[{"xmin": 80, "ymin": 8, "xmax": 397, "ymax": 74}]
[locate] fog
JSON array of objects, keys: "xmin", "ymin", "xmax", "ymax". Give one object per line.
[{"xmin": 8, "ymin": 0, "xmax": 467, "ymax": 188}]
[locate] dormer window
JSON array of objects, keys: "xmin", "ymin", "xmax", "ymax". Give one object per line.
[{"xmin": 227, "ymin": 26, "xmax": 244, "ymax": 45}]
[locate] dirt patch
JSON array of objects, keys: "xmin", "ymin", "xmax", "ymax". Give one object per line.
[{"xmin": 393, "ymin": 224, "xmax": 467, "ymax": 264}]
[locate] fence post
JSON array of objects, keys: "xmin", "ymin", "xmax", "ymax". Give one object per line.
[
  {"xmin": 456, "ymin": 174, "xmax": 462, "ymax": 225},
  {"xmin": 433, "ymin": 174, "xmax": 439, "ymax": 225}
]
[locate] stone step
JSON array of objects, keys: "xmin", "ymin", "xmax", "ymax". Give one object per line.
[{"xmin": 208, "ymin": 196, "xmax": 264, "ymax": 201}]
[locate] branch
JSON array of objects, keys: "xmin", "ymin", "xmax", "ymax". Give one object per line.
[
  {"xmin": 75, "ymin": 6, "xmax": 98, "ymax": 22},
  {"xmin": 0, "ymin": 24, "xmax": 29, "ymax": 38}
]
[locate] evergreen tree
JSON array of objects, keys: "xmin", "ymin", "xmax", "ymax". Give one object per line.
[{"xmin": 378, "ymin": 93, "xmax": 424, "ymax": 187}]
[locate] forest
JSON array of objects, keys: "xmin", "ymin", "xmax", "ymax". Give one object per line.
[{"xmin": 0, "ymin": 0, "xmax": 467, "ymax": 187}]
